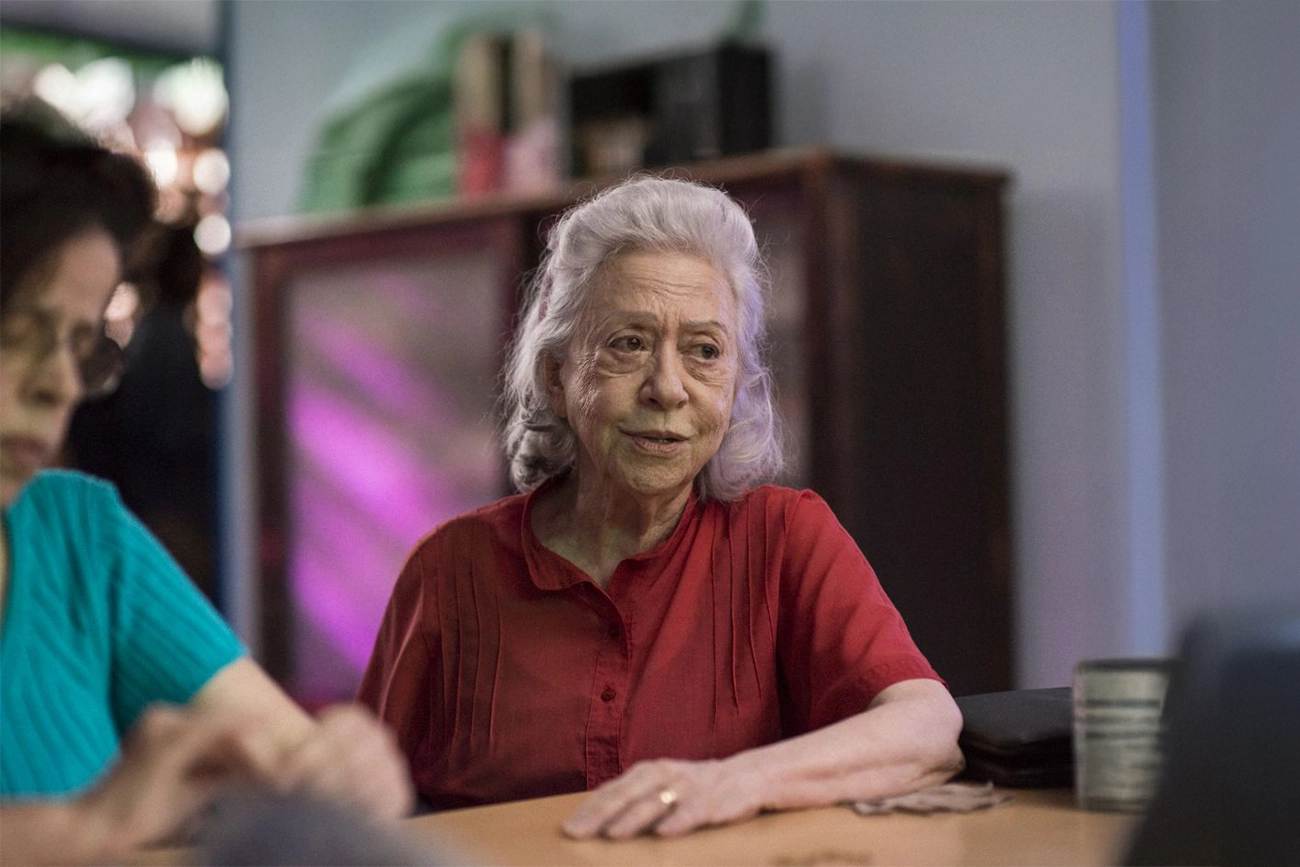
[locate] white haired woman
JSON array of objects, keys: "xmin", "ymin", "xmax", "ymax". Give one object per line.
[{"xmin": 358, "ymin": 176, "xmax": 963, "ymax": 837}]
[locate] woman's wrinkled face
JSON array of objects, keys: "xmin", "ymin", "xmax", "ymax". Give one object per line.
[
  {"xmin": 0, "ymin": 229, "xmax": 120, "ymax": 507},
  {"xmin": 548, "ymin": 250, "xmax": 739, "ymax": 504}
]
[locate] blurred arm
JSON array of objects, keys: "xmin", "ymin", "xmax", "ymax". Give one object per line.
[
  {"xmin": 0, "ymin": 705, "xmax": 279, "ymax": 866},
  {"xmin": 190, "ymin": 657, "xmax": 414, "ymax": 821}
]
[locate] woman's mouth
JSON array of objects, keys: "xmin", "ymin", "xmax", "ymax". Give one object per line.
[
  {"xmin": 0, "ymin": 435, "xmax": 53, "ymax": 476},
  {"xmin": 626, "ymin": 431, "xmax": 687, "ymax": 453},
  {"xmin": 627, "ymin": 429, "xmax": 686, "ymax": 442}
]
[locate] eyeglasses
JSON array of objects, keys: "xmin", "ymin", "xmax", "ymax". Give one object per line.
[{"xmin": 0, "ymin": 306, "xmax": 125, "ymax": 398}]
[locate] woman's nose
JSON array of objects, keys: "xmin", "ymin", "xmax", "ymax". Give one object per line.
[
  {"xmin": 26, "ymin": 340, "xmax": 84, "ymax": 407},
  {"xmin": 641, "ymin": 348, "xmax": 689, "ymax": 409}
]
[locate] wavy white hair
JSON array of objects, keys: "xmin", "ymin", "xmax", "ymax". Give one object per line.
[{"xmin": 501, "ymin": 175, "xmax": 785, "ymax": 502}]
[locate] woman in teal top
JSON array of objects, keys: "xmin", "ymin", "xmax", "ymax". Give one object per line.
[
  {"xmin": 0, "ymin": 100, "xmax": 413, "ymax": 864},
  {"xmin": 1, "ymin": 470, "xmax": 245, "ymax": 796}
]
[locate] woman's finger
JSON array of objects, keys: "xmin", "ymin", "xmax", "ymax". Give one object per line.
[
  {"xmin": 277, "ymin": 704, "xmax": 413, "ymax": 820},
  {"xmin": 564, "ymin": 757, "xmax": 765, "ymax": 839},
  {"xmin": 600, "ymin": 786, "xmax": 685, "ymax": 839},
  {"xmin": 562, "ymin": 761, "xmax": 681, "ymax": 838}
]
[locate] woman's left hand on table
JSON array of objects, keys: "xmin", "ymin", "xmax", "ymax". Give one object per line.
[{"xmin": 562, "ymin": 757, "xmax": 764, "ymax": 839}]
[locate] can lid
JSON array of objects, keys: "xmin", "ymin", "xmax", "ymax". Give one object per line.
[{"xmin": 1075, "ymin": 657, "xmax": 1175, "ymax": 673}]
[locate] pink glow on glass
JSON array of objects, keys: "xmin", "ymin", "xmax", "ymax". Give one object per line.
[
  {"xmin": 282, "ymin": 258, "xmax": 505, "ymax": 702},
  {"xmin": 287, "ymin": 383, "xmax": 500, "ymax": 693},
  {"xmin": 290, "ymin": 383, "xmax": 463, "ymax": 541},
  {"xmin": 296, "ymin": 310, "xmax": 465, "ymax": 425}
]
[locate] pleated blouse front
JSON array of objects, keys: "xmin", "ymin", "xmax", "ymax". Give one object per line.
[{"xmin": 358, "ymin": 482, "xmax": 939, "ymax": 810}]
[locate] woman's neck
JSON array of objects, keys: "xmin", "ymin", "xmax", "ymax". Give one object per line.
[{"xmin": 532, "ymin": 474, "xmax": 691, "ymax": 588}]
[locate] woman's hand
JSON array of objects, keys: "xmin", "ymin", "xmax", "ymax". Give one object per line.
[
  {"xmin": 3, "ymin": 705, "xmax": 283, "ymax": 865},
  {"xmin": 276, "ymin": 704, "xmax": 415, "ymax": 822},
  {"xmin": 0, "ymin": 703, "xmax": 413, "ymax": 866},
  {"xmin": 562, "ymin": 756, "xmax": 766, "ymax": 839},
  {"xmin": 82, "ymin": 705, "xmax": 275, "ymax": 844},
  {"xmin": 563, "ymin": 679, "xmax": 963, "ymax": 840},
  {"xmin": 191, "ymin": 659, "xmax": 415, "ymax": 822}
]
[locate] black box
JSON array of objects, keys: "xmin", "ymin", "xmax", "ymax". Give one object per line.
[{"xmin": 570, "ymin": 43, "xmax": 771, "ymax": 176}]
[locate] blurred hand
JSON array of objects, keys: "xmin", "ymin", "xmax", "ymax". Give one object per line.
[
  {"xmin": 276, "ymin": 704, "xmax": 415, "ymax": 822},
  {"xmin": 186, "ymin": 659, "xmax": 412, "ymax": 821},
  {"xmin": 562, "ymin": 757, "xmax": 765, "ymax": 839},
  {"xmin": 77, "ymin": 705, "xmax": 281, "ymax": 857}
]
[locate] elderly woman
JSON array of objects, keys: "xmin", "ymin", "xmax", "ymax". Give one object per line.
[
  {"xmin": 358, "ymin": 176, "xmax": 963, "ymax": 838},
  {"xmin": 0, "ymin": 100, "xmax": 411, "ymax": 865}
]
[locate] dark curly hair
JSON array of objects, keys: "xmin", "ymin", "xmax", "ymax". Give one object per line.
[{"xmin": 0, "ymin": 98, "xmax": 156, "ymax": 312}]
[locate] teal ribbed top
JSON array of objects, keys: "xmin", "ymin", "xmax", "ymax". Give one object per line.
[{"xmin": 1, "ymin": 471, "xmax": 244, "ymax": 798}]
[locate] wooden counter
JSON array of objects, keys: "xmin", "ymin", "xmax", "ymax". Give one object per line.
[{"xmin": 407, "ymin": 787, "xmax": 1136, "ymax": 866}]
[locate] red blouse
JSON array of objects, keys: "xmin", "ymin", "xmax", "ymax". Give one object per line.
[{"xmin": 357, "ymin": 484, "xmax": 941, "ymax": 810}]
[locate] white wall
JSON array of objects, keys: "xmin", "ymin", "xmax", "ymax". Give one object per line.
[
  {"xmin": 1151, "ymin": 0, "xmax": 1300, "ymax": 638},
  {"xmin": 758, "ymin": 0, "xmax": 1135, "ymax": 690},
  {"xmin": 225, "ymin": 0, "xmax": 1300, "ymax": 689}
]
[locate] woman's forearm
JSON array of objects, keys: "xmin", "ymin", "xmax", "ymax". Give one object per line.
[
  {"xmin": 0, "ymin": 800, "xmax": 123, "ymax": 866},
  {"xmin": 563, "ymin": 677, "xmax": 965, "ymax": 838},
  {"xmin": 725, "ymin": 678, "xmax": 965, "ymax": 812}
]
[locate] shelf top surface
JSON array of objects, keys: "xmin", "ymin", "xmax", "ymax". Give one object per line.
[{"xmin": 239, "ymin": 146, "xmax": 1010, "ymax": 251}]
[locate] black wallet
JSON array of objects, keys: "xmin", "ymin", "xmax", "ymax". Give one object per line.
[{"xmin": 955, "ymin": 686, "xmax": 1074, "ymax": 788}]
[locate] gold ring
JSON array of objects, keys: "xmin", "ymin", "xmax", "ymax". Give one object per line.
[{"xmin": 658, "ymin": 788, "xmax": 679, "ymax": 808}]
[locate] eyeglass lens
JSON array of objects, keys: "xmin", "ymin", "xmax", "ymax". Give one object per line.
[{"xmin": 1, "ymin": 308, "xmax": 125, "ymax": 397}]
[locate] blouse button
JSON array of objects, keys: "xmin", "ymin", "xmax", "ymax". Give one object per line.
[{"xmin": 600, "ymin": 686, "xmax": 617, "ymax": 702}]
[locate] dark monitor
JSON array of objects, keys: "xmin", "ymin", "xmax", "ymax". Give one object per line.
[{"xmin": 1125, "ymin": 607, "xmax": 1300, "ymax": 866}]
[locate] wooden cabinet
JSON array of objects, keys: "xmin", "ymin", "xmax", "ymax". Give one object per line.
[{"xmin": 242, "ymin": 147, "xmax": 1011, "ymax": 701}]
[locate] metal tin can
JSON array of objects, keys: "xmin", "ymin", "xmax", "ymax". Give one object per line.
[{"xmin": 1072, "ymin": 658, "xmax": 1174, "ymax": 812}]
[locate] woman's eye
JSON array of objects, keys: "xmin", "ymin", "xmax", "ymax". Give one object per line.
[
  {"xmin": 0, "ymin": 310, "xmax": 45, "ymax": 347},
  {"xmin": 610, "ymin": 335, "xmax": 645, "ymax": 352},
  {"xmin": 693, "ymin": 343, "xmax": 721, "ymax": 360},
  {"xmin": 71, "ymin": 330, "xmax": 100, "ymax": 362}
]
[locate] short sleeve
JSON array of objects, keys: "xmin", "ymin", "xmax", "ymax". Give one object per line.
[
  {"xmin": 103, "ymin": 485, "xmax": 244, "ymax": 733},
  {"xmin": 776, "ymin": 490, "xmax": 942, "ymax": 734}
]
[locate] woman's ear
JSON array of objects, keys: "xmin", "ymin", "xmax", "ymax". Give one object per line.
[{"xmin": 541, "ymin": 354, "xmax": 567, "ymax": 419}]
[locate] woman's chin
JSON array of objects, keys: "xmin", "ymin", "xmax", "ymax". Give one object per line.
[
  {"xmin": 608, "ymin": 467, "xmax": 697, "ymax": 502},
  {"xmin": 0, "ymin": 474, "xmax": 30, "ymax": 509}
]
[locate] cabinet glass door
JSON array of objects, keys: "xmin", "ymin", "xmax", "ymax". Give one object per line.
[{"xmin": 281, "ymin": 249, "xmax": 507, "ymax": 702}]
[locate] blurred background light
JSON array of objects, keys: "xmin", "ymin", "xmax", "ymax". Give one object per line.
[
  {"xmin": 194, "ymin": 213, "xmax": 232, "ymax": 256},
  {"xmin": 154, "ymin": 56, "xmax": 227, "ymax": 136},
  {"xmin": 193, "ymin": 147, "xmax": 231, "ymax": 195}
]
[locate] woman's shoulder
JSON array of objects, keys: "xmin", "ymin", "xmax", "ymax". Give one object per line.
[
  {"xmin": 5, "ymin": 472, "xmax": 128, "ymax": 607},
  {"xmin": 722, "ymin": 484, "xmax": 831, "ymax": 515},
  {"xmin": 9, "ymin": 469, "xmax": 123, "ymax": 524},
  {"xmin": 410, "ymin": 490, "xmax": 530, "ymax": 551},
  {"xmin": 710, "ymin": 485, "xmax": 843, "ymax": 541}
]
